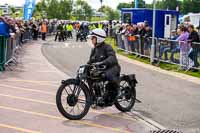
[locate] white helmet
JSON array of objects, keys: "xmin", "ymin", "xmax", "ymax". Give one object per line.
[{"xmin": 89, "ymin": 28, "xmax": 106, "ymax": 44}]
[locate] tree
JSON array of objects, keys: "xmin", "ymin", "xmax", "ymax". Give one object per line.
[
  {"xmin": 32, "ymin": 0, "xmax": 47, "ymax": 18},
  {"xmin": 74, "ymin": 0, "xmax": 93, "ymax": 21},
  {"xmin": 46, "ymin": 0, "xmax": 59, "ymax": 19},
  {"xmin": 155, "ymin": 0, "xmax": 180, "ymax": 10},
  {"xmin": 33, "ymin": 0, "xmax": 73, "ymax": 19},
  {"xmin": 181, "ymin": 0, "xmax": 200, "ymax": 14},
  {"xmin": 117, "ymin": 0, "xmax": 146, "ymax": 10},
  {"xmin": 0, "ymin": 9, "xmax": 3, "ymax": 16},
  {"xmin": 98, "ymin": 6, "xmax": 119, "ymax": 20},
  {"xmin": 117, "ymin": 2, "xmax": 132, "ymax": 10},
  {"xmin": 10, "ymin": 7, "xmax": 16, "ymax": 14},
  {"xmin": 58, "ymin": 0, "xmax": 73, "ymax": 19}
]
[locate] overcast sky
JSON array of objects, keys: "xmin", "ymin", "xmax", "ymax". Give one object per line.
[{"xmin": 0, "ymin": 0, "xmax": 154, "ymax": 9}]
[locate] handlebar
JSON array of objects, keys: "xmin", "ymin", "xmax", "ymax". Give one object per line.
[{"xmin": 85, "ymin": 63, "xmax": 106, "ymax": 70}]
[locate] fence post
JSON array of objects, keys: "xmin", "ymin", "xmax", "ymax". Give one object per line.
[
  {"xmin": 0, "ymin": 36, "xmax": 7, "ymax": 71},
  {"xmin": 151, "ymin": 0, "xmax": 157, "ymax": 64}
]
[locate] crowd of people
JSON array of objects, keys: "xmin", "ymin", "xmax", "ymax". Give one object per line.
[
  {"xmin": 112, "ymin": 21, "xmax": 200, "ymax": 71},
  {"xmin": 0, "ymin": 15, "xmax": 199, "ymax": 71}
]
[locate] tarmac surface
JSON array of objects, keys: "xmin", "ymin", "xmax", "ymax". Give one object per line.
[
  {"xmin": 0, "ymin": 38, "xmax": 163, "ymax": 133},
  {"xmin": 42, "ymin": 37, "xmax": 200, "ymax": 131}
]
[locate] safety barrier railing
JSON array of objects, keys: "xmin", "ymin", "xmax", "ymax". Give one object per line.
[
  {"xmin": 3, "ymin": 32, "xmax": 28, "ymax": 70},
  {"xmin": 114, "ymin": 33, "xmax": 200, "ymax": 71},
  {"xmin": 0, "ymin": 28, "xmax": 56, "ymax": 71},
  {"xmin": 116, "ymin": 33, "xmax": 157, "ymax": 58}
]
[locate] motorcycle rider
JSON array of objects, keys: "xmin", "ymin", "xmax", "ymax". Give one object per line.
[{"xmin": 87, "ymin": 28, "xmax": 121, "ymax": 101}]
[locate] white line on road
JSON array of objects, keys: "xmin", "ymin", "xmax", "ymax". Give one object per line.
[{"xmin": 0, "ymin": 123, "xmax": 41, "ymax": 133}]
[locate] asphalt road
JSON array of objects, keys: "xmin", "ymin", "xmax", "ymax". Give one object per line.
[
  {"xmin": 0, "ymin": 39, "xmax": 158, "ymax": 133},
  {"xmin": 42, "ymin": 37, "xmax": 200, "ymax": 130}
]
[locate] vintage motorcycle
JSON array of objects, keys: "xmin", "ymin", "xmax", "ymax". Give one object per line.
[{"xmin": 56, "ymin": 64, "xmax": 138, "ymax": 120}]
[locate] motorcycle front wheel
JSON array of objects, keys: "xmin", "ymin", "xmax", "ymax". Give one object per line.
[{"xmin": 56, "ymin": 79, "xmax": 90, "ymax": 120}]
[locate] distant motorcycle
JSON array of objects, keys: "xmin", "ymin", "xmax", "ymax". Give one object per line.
[
  {"xmin": 76, "ymin": 31, "xmax": 87, "ymax": 42},
  {"xmin": 56, "ymin": 64, "xmax": 138, "ymax": 120}
]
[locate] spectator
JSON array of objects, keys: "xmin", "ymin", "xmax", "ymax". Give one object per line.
[
  {"xmin": 41, "ymin": 21, "xmax": 47, "ymax": 40},
  {"xmin": 120, "ymin": 24, "xmax": 127, "ymax": 50},
  {"xmin": 0, "ymin": 16, "xmax": 11, "ymax": 37},
  {"xmin": 67, "ymin": 23, "xmax": 73, "ymax": 39},
  {"xmin": 170, "ymin": 30, "xmax": 179, "ymax": 63},
  {"xmin": 188, "ymin": 24, "xmax": 200, "ymax": 71},
  {"xmin": 55, "ymin": 22, "xmax": 64, "ymax": 42},
  {"xmin": 32, "ymin": 22, "xmax": 38, "ymax": 40},
  {"xmin": 137, "ymin": 23, "xmax": 146, "ymax": 55},
  {"xmin": 159, "ymin": 30, "xmax": 178, "ymax": 61},
  {"xmin": 143, "ymin": 25, "xmax": 152, "ymax": 55},
  {"xmin": 127, "ymin": 25, "xmax": 136, "ymax": 52},
  {"xmin": 176, "ymin": 26, "xmax": 190, "ymax": 70}
]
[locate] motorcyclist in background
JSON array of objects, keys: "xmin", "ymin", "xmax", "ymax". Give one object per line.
[{"xmin": 87, "ymin": 28, "xmax": 121, "ymax": 101}]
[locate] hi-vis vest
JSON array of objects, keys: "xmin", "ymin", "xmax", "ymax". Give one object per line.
[
  {"xmin": 67, "ymin": 24, "xmax": 73, "ymax": 31},
  {"xmin": 41, "ymin": 23, "xmax": 47, "ymax": 33},
  {"xmin": 98, "ymin": 23, "xmax": 103, "ymax": 29}
]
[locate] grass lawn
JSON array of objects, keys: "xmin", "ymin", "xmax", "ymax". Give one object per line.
[{"xmin": 105, "ymin": 38, "xmax": 200, "ymax": 78}]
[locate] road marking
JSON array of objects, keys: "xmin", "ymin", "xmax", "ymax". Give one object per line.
[
  {"xmin": 0, "ymin": 84, "xmax": 55, "ymax": 96},
  {"xmin": 0, "ymin": 81, "xmax": 164, "ymax": 129},
  {"xmin": 0, "ymin": 105, "xmax": 131, "ymax": 133},
  {"xmin": 0, "ymin": 92, "xmax": 157, "ymax": 130},
  {"xmin": 3, "ymin": 79, "xmax": 58, "ymax": 87},
  {"xmin": 0, "ymin": 94, "xmax": 55, "ymax": 105},
  {"xmin": 0, "ymin": 83, "xmax": 163, "ymax": 129},
  {"xmin": 0, "ymin": 123, "xmax": 41, "ymax": 133},
  {"xmin": 13, "ymin": 68, "xmax": 58, "ymax": 73}
]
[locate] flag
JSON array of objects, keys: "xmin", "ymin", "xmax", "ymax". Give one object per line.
[{"xmin": 23, "ymin": 0, "xmax": 36, "ymax": 20}]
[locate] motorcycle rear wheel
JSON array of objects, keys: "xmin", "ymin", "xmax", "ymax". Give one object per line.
[{"xmin": 114, "ymin": 79, "xmax": 136, "ymax": 112}]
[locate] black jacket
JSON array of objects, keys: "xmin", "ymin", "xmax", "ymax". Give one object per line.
[
  {"xmin": 88, "ymin": 42, "xmax": 121, "ymax": 80},
  {"xmin": 188, "ymin": 31, "xmax": 200, "ymax": 48}
]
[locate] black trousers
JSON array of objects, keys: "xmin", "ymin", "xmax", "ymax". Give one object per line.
[
  {"xmin": 55, "ymin": 32, "xmax": 64, "ymax": 41},
  {"xmin": 33, "ymin": 31, "xmax": 38, "ymax": 40},
  {"xmin": 42, "ymin": 33, "xmax": 46, "ymax": 40},
  {"xmin": 68, "ymin": 31, "xmax": 73, "ymax": 38}
]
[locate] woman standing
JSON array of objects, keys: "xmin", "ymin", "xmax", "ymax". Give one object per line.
[{"xmin": 176, "ymin": 26, "xmax": 190, "ymax": 70}]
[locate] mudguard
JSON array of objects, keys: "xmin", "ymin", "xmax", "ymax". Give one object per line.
[{"xmin": 120, "ymin": 74, "xmax": 138, "ymax": 87}]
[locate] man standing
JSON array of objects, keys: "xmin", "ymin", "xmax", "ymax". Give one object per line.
[
  {"xmin": 67, "ymin": 23, "xmax": 73, "ymax": 39},
  {"xmin": 188, "ymin": 24, "xmax": 200, "ymax": 71},
  {"xmin": 32, "ymin": 22, "xmax": 38, "ymax": 40},
  {"xmin": 41, "ymin": 21, "xmax": 47, "ymax": 40}
]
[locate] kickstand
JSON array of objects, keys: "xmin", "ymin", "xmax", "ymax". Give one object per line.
[{"xmin": 135, "ymin": 98, "xmax": 142, "ymax": 103}]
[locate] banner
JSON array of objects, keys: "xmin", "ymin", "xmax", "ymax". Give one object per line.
[{"xmin": 23, "ymin": 0, "xmax": 36, "ymax": 20}]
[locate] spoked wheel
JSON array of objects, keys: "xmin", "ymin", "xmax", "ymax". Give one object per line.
[
  {"xmin": 56, "ymin": 79, "xmax": 90, "ymax": 120},
  {"xmin": 114, "ymin": 79, "xmax": 136, "ymax": 112}
]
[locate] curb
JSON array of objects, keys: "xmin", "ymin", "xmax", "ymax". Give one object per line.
[{"xmin": 117, "ymin": 54, "xmax": 200, "ymax": 85}]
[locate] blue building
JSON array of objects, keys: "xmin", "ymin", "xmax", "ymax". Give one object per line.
[{"xmin": 121, "ymin": 8, "xmax": 179, "ymax": 38}]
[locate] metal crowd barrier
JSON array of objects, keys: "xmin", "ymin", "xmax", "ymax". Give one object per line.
[
  {"xmin": 0, "ymin": 36, "xmax": 7, "ymax": 71},
  {"xmin": 0, "ymin": 27, "xmax": 56, "ymax": 71},
  {"xmin": 0, "ymin": 31, "xmax": 32, "ymax": 71},
  {"xmin": 114, "ymin": 33, "xmax": 200, "ymax": 70},
  {"xmin": 116, "ymin": 33, "xmax": 156, "ymax": 58},
  {"xmin": 22, "ymin": 30, "xmax": 32, "ymax": 42}
]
